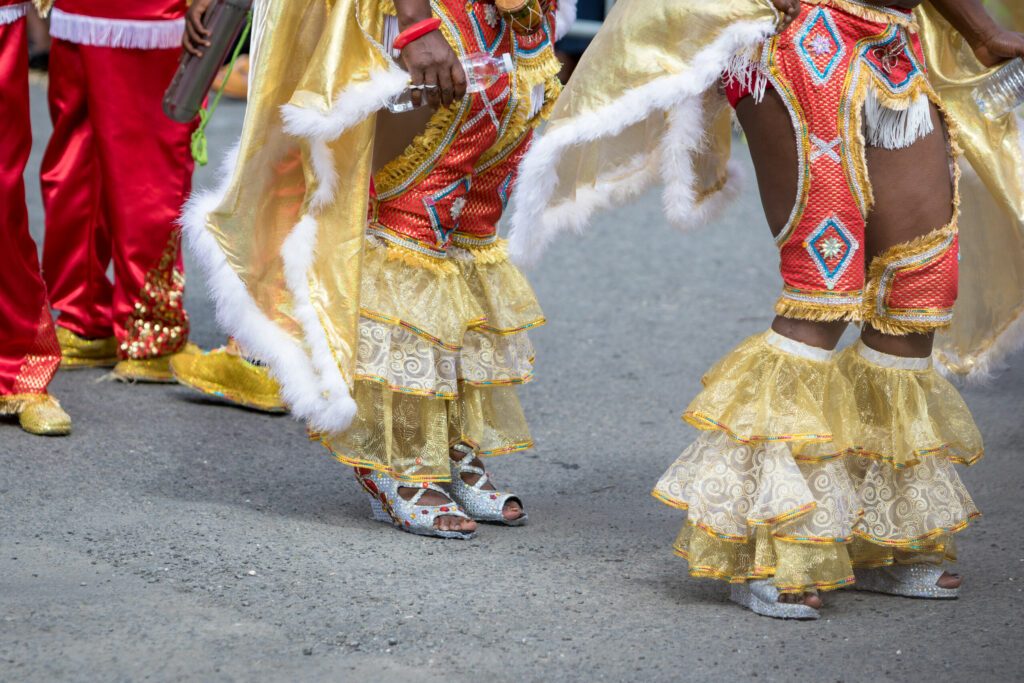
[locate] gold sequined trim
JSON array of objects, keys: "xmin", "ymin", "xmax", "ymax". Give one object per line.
[
  {"xmin": 121, "ymin": 234, "xmax": 189, "ymax": 360},
  {"xmin": 774, "ymin": 296, "xmax": 864, "ymax": 323}
]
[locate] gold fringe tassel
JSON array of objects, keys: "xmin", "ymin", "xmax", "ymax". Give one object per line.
[
  {"xmin": 774, "ymin": 297, "xmax": 863, "ymax": 323},
  {"xmin": 804, "ymin": 0, "xmax": 919, "ymax": 31}
]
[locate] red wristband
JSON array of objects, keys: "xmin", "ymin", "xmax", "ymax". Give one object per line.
[{"xmin": 392, "ymin": 18, "xmax": 442, "ymax": 51}]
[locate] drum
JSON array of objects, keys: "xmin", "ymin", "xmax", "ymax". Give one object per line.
[
  {"xmin": 495, "ymin": 0, "xmax": 550, "ymax": 36},
  {"xmin": 163, "ymin": 0, "xmax": 253, "ymax": 123}
]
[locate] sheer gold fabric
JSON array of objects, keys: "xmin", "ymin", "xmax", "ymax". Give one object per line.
[
  {"xmin": 657, "ymin": 333, "xmax": 980, "ymax": 593},
  {"xmin": 321, "ymin": 240, "xmax": 542, "ymax": 482},
  {"xmin": 837, "ymin": 345, "xmax": 983, "ymax": 467},
  {"xmin": 360, "ymin": 240, "xmax": 545, "ymax": 349},
  {"xmin": 916, "ymin": 6, "xmax": 1024, "ymax": 376},
  {"xmin": 355, "ymin": 318, "xmax": 534, "ymax": 398},
  {"xmin": 682, "ymin": 332, "xmax": 853, "ymax": 458},
  {"xmin": 322, "ymin": 381, "xmax": 532, "ymax": 483},
  {"xmin": 675, "ymin": 525, "xmax": 954, "ymax": 594},
  {"xmin": 534, "ymin": 0, "xmax": 775, "ymax": 220}
]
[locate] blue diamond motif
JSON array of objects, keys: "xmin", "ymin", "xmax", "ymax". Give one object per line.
[
  {"xmin": 806, "ymin": 216, "xmax": 859, "ymax": 290},
  {"xmin": 423, "ymin": 177, "xmax": 472, "ymax": 245},
  {"xmin": 797, "ymin": 8, "xmax": 846, "ymax": 86},
  {"xmin": 498, "ymin": 172, "xmax": 514, "ymax": 210},
  {"xmin": 861, "ymin": 30, "xmax": 921, "ymax": 92}
]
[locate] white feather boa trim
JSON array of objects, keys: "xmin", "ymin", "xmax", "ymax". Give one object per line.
[
  {"xmin": 49, "ymin": 8, "xmax": 184, "ymax": 50},
  {"xmin": 181, "ymin": 146, "xmax": 358, "ymax": 432},
  {"xmin": 508, "ymin": 19, "xmax": 776, "ymax": 267},
  {"xmin": 554, "ymin": 0, "xmax": 577, "ymax": 42},
  {"xmin": 183, "ymin": 67, "xmax": 407, "ymax": 433}
]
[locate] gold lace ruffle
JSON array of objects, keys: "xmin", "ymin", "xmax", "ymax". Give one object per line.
[
  {"xmin": 656, "ymin": 431, "xmax": 979, "ymax": 593},
  {"xmin": 360, "ymin": 239, "xmax": 545, "ymax": 350},
  {"xmin": 355, "ymin": 317, "xmax": 534, "ymax": 399},
  {"xmin": 847, "ymin": 453, "xmax": 979, "ymax": 547},
  {"xmin": 837, "ymin": 344, "xmax": 983, "ymax": 467},
  {"xmin": 674, "ymin": 524, "xmax": 856, "ymax": 593},
  {"xmin": 683, "ymin": 332, "xmax": 853, "ymax": 458},
  {"xmin": 654, "ymin": 432, "xmax": 862, "ymax": 543},
  {"xmin": 320, "ymin": 380, "xmax": 532, "ymax": 483}
]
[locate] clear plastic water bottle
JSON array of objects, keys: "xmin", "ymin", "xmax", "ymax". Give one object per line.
[
  {"xmin": 386, "ymin": 52, "xmax": 514, "ymax": 113},
  {"xmin": 973, "ymin": 57, "xmax": 1024, "ymax": 121}
]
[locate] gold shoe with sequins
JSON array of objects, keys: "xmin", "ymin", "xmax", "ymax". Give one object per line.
[
  {"xmin": 8, "ymin": 394, "xmax": 72, "ymax": 436},
  {"xmin": 112, "ymin": 343, "xmax": 201, "ymax": 384},
  {"xmin": 170, "ymin": 344, "xmax": 287, "ymax": 413},
  {"xmin": 57, "ymin": 327, "xmax": 118, "ymax": 369}
]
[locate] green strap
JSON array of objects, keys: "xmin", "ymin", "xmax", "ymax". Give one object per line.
[{"xmin": 190, "ymin": 12, "xmax": 253, "ymax": 166}]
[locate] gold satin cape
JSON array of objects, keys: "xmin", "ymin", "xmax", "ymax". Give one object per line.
[
  {"xmin": 507, "ymin": 0, "xmax": 1024, "ymax": 381},
  {"xmin": 183, "ymin": 0, "xmax": 408, "ymax": 431}
]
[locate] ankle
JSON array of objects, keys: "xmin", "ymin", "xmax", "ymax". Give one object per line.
[{"xmin": 449, "ymin": 442, "xmax": 474, "ymax": 462}]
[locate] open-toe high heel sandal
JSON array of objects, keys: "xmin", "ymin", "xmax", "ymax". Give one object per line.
[
  {"xmin": 730, "ymin": 580, "xmax": 820, "ymax": 620},
  {"xmin": 354, "ymin": 468, "xmax": 476, "ymax": 540},
  {"xmin": 854, "ymin": 564, "xmax": 959, "ymax": 599},
  {"xmin": 448, "ymin": 443, "xmax": 528, "ymax": 526}
]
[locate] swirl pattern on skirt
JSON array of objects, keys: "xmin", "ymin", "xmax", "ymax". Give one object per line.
[
  {"xmin": 355, "ymin": 317, "xmax": 534, "ymax": 397},
  {"xmin": 655, "ymin": 430, "xmax": 977, "ymax": 546}
]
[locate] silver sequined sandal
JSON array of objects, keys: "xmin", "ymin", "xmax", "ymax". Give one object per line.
[
  {"xmin": 853, "ymin": 565, "xmax": 959, "ymax": 599},
  {"xmin": 354, "ymin": 468, "xmax": 476, "ymax": 540},
  {"xmin": 448, "ymin": 443, "xmax": 528, "ymax": 526},
  {"xmin": 730, "ymin": 580, "xmax": 820, "ymax": 620}
]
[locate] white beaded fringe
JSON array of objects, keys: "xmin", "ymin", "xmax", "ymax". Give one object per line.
[{"xmin": 864, "ymin": 88, "xmax": 934, "ymax": 150}]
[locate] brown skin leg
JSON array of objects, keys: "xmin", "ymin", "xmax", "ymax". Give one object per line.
[
  {"xmin": 371, "ymin": 91, "xmax": 469, "ymax": 533},
  {"xmin": 373, "ymin": 107, "xmax": 434, "ymax": 176},
  {"xmin": 861, "ymin": 103, "xmax": 952, "ymax": 359},
  {"xmin": 736, "ymin": 92, "xmax": 840, "ymax": 608},
  {"xmin": 859, "ymin": 103, "xmax": 960, "ymax": 590},
  {"xmin": 736, "ymin": 92, "xmax": 850, "ymax": 354}
]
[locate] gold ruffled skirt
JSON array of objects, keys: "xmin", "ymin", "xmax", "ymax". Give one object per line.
[
  {"xmin": 318, "ymin": 239, "xmax": 543, "ymax": 483},
  {"xmin": 654, "ymin": 332, "xmax": 981, "ymax": 593}
]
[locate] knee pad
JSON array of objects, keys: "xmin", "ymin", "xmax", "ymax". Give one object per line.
[{"xmin": 864, "ymin": 226, "xmax": 959, "ymax": 336}]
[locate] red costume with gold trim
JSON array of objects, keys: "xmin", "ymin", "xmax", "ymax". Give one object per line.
[
  {"xmin": 724, "ymin": 4, "xmax": 960, "ymax": 333},
  {"xmin": 321, "ymin": 0, "xmax": 563, "ymax": 481},
  {"xmin": 41, "ymin": 0, "xmax": 192, "ymax": 362},
  {"xmin": 508, "ymin": 0, "xmax": 1017, "ymax": 604},
  {"xmin": 0, "ymin": 1, "xmax": 62, "ymax": 408}
]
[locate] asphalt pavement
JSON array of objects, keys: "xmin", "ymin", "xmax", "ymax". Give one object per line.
[{"xmin": 3, "ymin": 86, "xmax": 1023, "ymax": 682}]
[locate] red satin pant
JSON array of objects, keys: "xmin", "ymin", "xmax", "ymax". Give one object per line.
[
  {"xmin": 0, "ymin": 18, "xmax": 60, "ymax": 397},
  {"xmin": 41, "ymin": 38, "xmax": 193, "ymax": 360}
]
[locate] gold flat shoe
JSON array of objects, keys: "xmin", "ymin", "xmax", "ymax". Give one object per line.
[
  {"xmin": 1, "ymin": 394, "xmax": 72, "ymax": 436},
  {"xmin": 112, "ymin": 343, "xmax": 201, "ymax": 384},
  {"xmin": 170, "ymin": 345, "xmax": 287, "ymax": 413},
  {"xmin": 57, "ymin": 327, "xmax": 118, "ymax": 369}
]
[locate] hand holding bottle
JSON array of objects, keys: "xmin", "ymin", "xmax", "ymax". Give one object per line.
[
  {"xmin": 393, "ymin": 0, "xmax": 466, "ymax": 107},
  {"xmin": 387, "ymin": 52, "xmax": 514, "ymax": 113}
]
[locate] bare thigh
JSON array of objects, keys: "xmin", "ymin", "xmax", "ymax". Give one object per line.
[
  {"xmin": 737, "ymin": 92, "xmax": 847, "ymax": 350},
  {"xmin": 861, "ymin": 103, "xmax": 953, "ymax": 357},
  {"xmin": 372, "ymin": 106, "xmax": 434, "ymax": 176}
]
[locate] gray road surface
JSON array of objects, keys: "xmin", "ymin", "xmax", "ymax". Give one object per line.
[{"xmin": 3, "ymin": 86, "xmax": 1023, "ymax": 683}]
